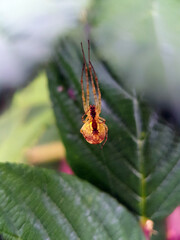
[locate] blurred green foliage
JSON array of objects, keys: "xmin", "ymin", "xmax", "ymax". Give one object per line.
[{"xmin": 0, "ymin": 73, "xmax": 59, "ymax": 163}]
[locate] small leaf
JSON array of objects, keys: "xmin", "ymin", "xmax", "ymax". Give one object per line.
[
  {"xmin": 47, "ymin": 38, "xmax": 180, "ymax": 220},
  {"xmin": 0, "ymin": 163, "xmax": 145, "ymax": 240}
]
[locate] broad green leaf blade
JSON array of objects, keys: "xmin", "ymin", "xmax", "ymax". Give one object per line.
[
  {"xmin": 47, "ymin": 39, "xmax": 180, "ymax": 220},
  {"xmin": 0, "ymin": 163, "xmax": 144, "ymax": 240}
]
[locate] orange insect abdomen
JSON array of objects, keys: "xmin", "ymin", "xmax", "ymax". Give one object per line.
[
  {"xmin": 92, "ymin": 120, "xmax": 98, "ymax": 134},
  {"xmin": 80, "ymin": 120, "xmax": 106, "ymax": 144}
]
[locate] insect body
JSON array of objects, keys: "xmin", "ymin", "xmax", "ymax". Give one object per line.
[{"xmin": 80, "ymin": 41, "xmax": 108, "ymax": 146}]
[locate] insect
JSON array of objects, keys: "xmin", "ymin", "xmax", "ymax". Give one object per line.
[{"xmin": 80, "ymin": 40, "xmax": 108, "ymax": 147}]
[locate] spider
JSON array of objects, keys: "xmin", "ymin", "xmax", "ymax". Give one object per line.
[{"xmin": 80, "ymin": 40, "xmax": 108, "ymax": 147}]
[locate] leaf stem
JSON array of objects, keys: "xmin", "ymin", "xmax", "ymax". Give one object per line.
[{"xmin": 137, "ymin": 138, "xmax": 146, "ymax": 217}]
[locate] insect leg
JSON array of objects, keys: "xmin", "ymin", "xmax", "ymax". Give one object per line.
[
  {"xmin": 89, "ymin": 59, "xmax": 101, "ymax": 113},
  {"xmin": 99, "ymin": 117, "xmax": 106, "ymax": 123},
  {"xmin": 82, "ymin": 117, "xmax": 89, "ymax": 124},
  {"xmin": 81, "ymin": 42, "xmax": 89, "ymax": 110},
  {"xmin": 88, "ymin": 40, "xmax": 98, "ymax": 108},
  {"xmin": 101, "ymin": 124, "xmax": 108, "ymax": 148},
  {"xmin": 82, "ymin": 109, "xmax": 90, "ymax": 123},
  {"xmin": 81, "ymin": 63, "xmax": 87, "ymax": 112}
]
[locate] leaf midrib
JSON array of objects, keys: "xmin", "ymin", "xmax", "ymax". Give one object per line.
[{"xmin": 133, "ymin": 95, "xmax": 147, "ymax": 217}]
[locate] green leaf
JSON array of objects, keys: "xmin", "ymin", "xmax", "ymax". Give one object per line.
[
  {"xmin": 0, "ymin": 163, "xmax": 144, "ymax": 240},
  {"xmin": 47, "ymin": 38, "xmax": 180, "ymax": 220},
  {"xmin": 0, "ymin": 73, "xmax": 59, "ymax": 163}
]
